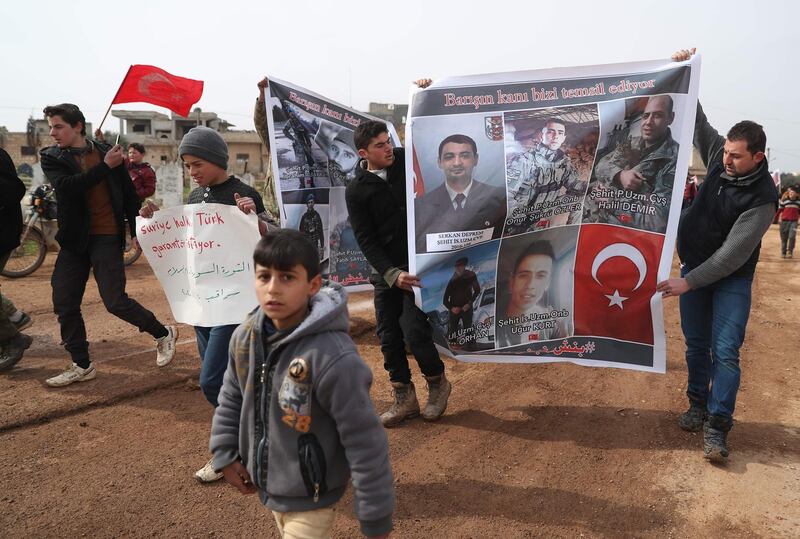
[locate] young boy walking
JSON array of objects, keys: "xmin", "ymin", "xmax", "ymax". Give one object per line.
[
  {"xmin": 209, "ymin": 229, "xmax": 394, "ymax": 538},
  {"xmin": 139, "ymin": 126, "xmax": 275, "ymax": 482}
]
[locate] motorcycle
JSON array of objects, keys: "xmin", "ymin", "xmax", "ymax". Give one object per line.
[{"xmin": 1, "ymin": 184, "xmax": 142, "ymax": 278}]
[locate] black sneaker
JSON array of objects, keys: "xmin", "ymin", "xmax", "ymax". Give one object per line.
[
  {"xmin": 678, "ymin": 403, "xmax": 706, "ymax": 432},
  {"xmin": 703, "ymin": 422, "xmax": 729, "ymax": 463},
  {"xmin": 0, "ymin": 333, "xmax": 33, "ymax": 371},
  {"xmin": 12, "ymin": 312, "xmax": 33, "ymax": 332}
]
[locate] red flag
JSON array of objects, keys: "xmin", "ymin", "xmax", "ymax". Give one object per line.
[
  {"xmin": 572, "ymin": 224, "xmax": 663, "ymax": 344},
  {"xmin": 112, "ymin": 65, "xmax": 204, "ymax": 117},
  {"xmin": 412, "ymin": 143, "xmax": 425, "ymax": 197}
]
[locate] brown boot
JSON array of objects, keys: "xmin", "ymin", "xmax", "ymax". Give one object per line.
[
  {"xmin": 422, "ymin": 373, "xmax": 452, "ymax": 421},
  {"xmin": 380, "ymin": 382, "xmax": 420, "ymax": 428}
]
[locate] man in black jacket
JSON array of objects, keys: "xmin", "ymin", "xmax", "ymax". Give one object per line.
[
  {"xmin": 40, "ymin": 103, "xmax": 177, "ymax": 387},
  {"xmin": 345, "ymin": 110, "xmax": 452, "ymax": 427},
  {"xmin": 0, "ymin": 148, "xmax": 33, "ymax": 370},
  {"xmin": 443, "ymin": 257, "xmax": 481, "ymax": 344},
  {"xmin": 657, "ymin": 49, "xmax": 778, "ymax": 463},
  {"xmin": 298, "ymin": 192, "xmax": 325, "ymax": 260}
]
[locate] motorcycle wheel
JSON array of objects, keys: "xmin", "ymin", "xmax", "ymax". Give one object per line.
[
  {"xmin": 123, "ymin": 231, "xmax": 142, "ymax": 266},
  {"xmin": 1, "ymin": 226, "xmax": 47, "ymax": 278}
]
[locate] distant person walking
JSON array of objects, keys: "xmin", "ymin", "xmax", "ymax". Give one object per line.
[{"xmin": 778, "ymin": 186, "xmax": 799, "ymax": 258}]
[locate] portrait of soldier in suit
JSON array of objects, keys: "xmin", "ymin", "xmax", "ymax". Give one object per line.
[{"xmin": 415, "ymin": 134, "xmax": 507, "ymax": 253}]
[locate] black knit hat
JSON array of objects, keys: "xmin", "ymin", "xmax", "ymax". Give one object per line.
[{"xmin": 179, "ymin": 126, "xmax": 228, "ymax": 170}]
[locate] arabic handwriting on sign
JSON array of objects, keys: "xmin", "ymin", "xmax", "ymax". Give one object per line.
[
  {"xmin": 339, "ymin": 272, "xmax": 366, "ymax": 286},
  {"xmin": 526, "ymin": 340, "xmax": 597, "ymax": 358},
  {"xmin": 223, "ymin": 291, "xmax": 240, "ymax": 300},
  {"xmin": 185, "ymin": 261, "xmax": 251, "ymax": 280},
  {"xmin": 196, "ymin": 264, "xmax": 219, "ymax": 278},
  {"xmin": 181, "ymin": 288, "xmax": 201, "ymax": 302},
  {"xmin": 168, "ymin": 266, "xmax": 186, "ymax": 277}
]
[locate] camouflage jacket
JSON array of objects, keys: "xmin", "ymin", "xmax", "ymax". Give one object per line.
[
  {"xmin": 253, "ymin": 98, "xmax": 281, "ymax": 223},
  {"xmin": 592, "ymin": 130, "xmax": 679, "ymax": 232},
  {"xmin": 506, "ymin": 143, "xmax": 583, "ymax": 213}
]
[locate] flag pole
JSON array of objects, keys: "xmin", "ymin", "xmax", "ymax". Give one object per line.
[{"xmin": 97, "ymin": 65, "xmax": 133, "ymax": 133}]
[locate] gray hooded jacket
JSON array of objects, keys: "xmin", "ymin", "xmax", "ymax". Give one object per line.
[{"xmin": 209, "ymin": 282, "xmax": 394, "ymax": 536}]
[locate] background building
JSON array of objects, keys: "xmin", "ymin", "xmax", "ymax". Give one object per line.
[
  {"xmin": 1, "ymin": 108, "xmax": 265, "ymax": 181},
  {"xmin": 367, "ymin": 102, "xmax": 408, "ymax": 143}
]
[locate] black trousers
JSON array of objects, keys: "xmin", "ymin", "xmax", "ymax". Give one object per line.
[
  {"xmin": 448, "ymin": 309, "xmax": 473, "ymax": 340},
  {"xmin": 372, "ymin": 276, "xmax": 444, "ymax": 384},
  {"xmin": 51, "ymin": 235, "xmax": 167, "ymax": 367}
]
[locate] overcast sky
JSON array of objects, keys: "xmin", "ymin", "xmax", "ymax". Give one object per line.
[{"xmin": 3, "ymin": 0, "xmax": 798, "ymax": 171}]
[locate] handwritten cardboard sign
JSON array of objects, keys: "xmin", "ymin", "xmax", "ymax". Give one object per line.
[{"xmin": 136, "ymin": 203, "xmax": 260, "ymax": 326}]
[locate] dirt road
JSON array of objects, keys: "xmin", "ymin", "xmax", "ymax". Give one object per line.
[{"xmin": 1, "ymin": 227, "xmax": 797, "ymax": 538}]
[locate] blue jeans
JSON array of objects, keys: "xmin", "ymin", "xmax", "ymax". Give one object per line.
[
  {"xmin": 779, "ymin": 220, "xmax": 797, "ymax": 255},
  {"xmin": 679, "ymin": 267, "xmax": 752, "ymax": 431},
  {"xmin": 194, "ymin": 324, "xmax": 238, "ymax": 407}
]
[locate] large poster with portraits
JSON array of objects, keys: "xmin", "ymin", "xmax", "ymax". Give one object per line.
[
  {"xmin": 407, "ymin": 55, "xmax": 701, "ymax": 372},
  {"xmin": 265, "ymin": 77, "xmax": 402, "ymax": 290}
]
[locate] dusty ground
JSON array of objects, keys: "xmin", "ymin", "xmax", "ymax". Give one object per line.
[{"xmin": 0, "ymin": 226, "xmax": 798, "ymax": 538}]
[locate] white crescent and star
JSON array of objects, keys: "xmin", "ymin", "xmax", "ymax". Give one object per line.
[
  {"xmin": 590, "ymin": 243, "xmax": 648, "ymax": 310},
  {"xmin": 137, "ymin": 73, "xmax": 182, "ymax": 103}
]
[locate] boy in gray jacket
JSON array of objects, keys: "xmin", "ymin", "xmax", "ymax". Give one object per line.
[{"xmin": 209, "ymin": 229, "xmax": 394, "ymax": 538}]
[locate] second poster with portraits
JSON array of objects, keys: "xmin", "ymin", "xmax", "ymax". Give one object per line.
[
  {"xmin": 406, "ymin": 55, "xmax": 701, "ymax": 373},
  {"xmin": 265, "ymin": 77, "xmax": 402, "ymax": 290}
]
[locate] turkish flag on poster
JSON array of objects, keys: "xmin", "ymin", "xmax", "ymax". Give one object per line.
[
  {"xmin": 113, "ymin": 65, "xmax": 204, "ymax": 117},
  {"xmin": 412, "ymin": 143, "xmax": 425, "ymax": 197},
  {"xmin": 573, "ymin": 224, "xmax": 664, "ymax": 344}
]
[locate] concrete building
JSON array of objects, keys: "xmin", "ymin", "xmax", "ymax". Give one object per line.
[
  {"xmin": 0, "ymin": 118, "xmax": 92, "ymax": 170},
  {"xmin": 110, "ymin": 109, "xmax": 262, "ymax": 176},
  {"xmin": 0, "ymin": 109, "xmax": 266, "ymax": 180},
  {"xmin": 367, "ymin": 102, "xmax": 407, "ymax": 142},
  {"xmin": 112, "ymin": 108, "xmax": 234, "ymax": 141},
  {"xmin": 688, "ymin": 147, "xmax": 708, "ymax": 180}
]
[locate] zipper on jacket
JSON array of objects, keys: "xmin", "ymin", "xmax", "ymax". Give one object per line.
[
  {"xmin": 255, "ymin": 357, "xmax": 268, "ymax": 488},
  {"xmin": 314, "ymin": 483, "xmax": 320, "ymax": 503},
  {"xmin": 255, "ymin": 342, "xmax": 284, "ymax": 490}
]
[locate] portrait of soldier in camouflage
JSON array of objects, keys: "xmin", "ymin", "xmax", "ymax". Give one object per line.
[
  {"xmin": 585, "ymin": 94, "xmax": 679, "ymax": 233},
  {"xmin": 505, "ymin": 115, "xmax": 592, "ymax": 234}
]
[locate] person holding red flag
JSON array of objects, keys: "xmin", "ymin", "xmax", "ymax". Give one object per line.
[
  {"xmin": 92, "ymin": 132, "xmax": 156, "ymax": 203},
  {"xmin": 658, "ymin": 48, "xmax": 779, "ymax": 463},
  {"xmin": 40, "ymin": 103, "xmax": 178, "ymax": 387}
]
